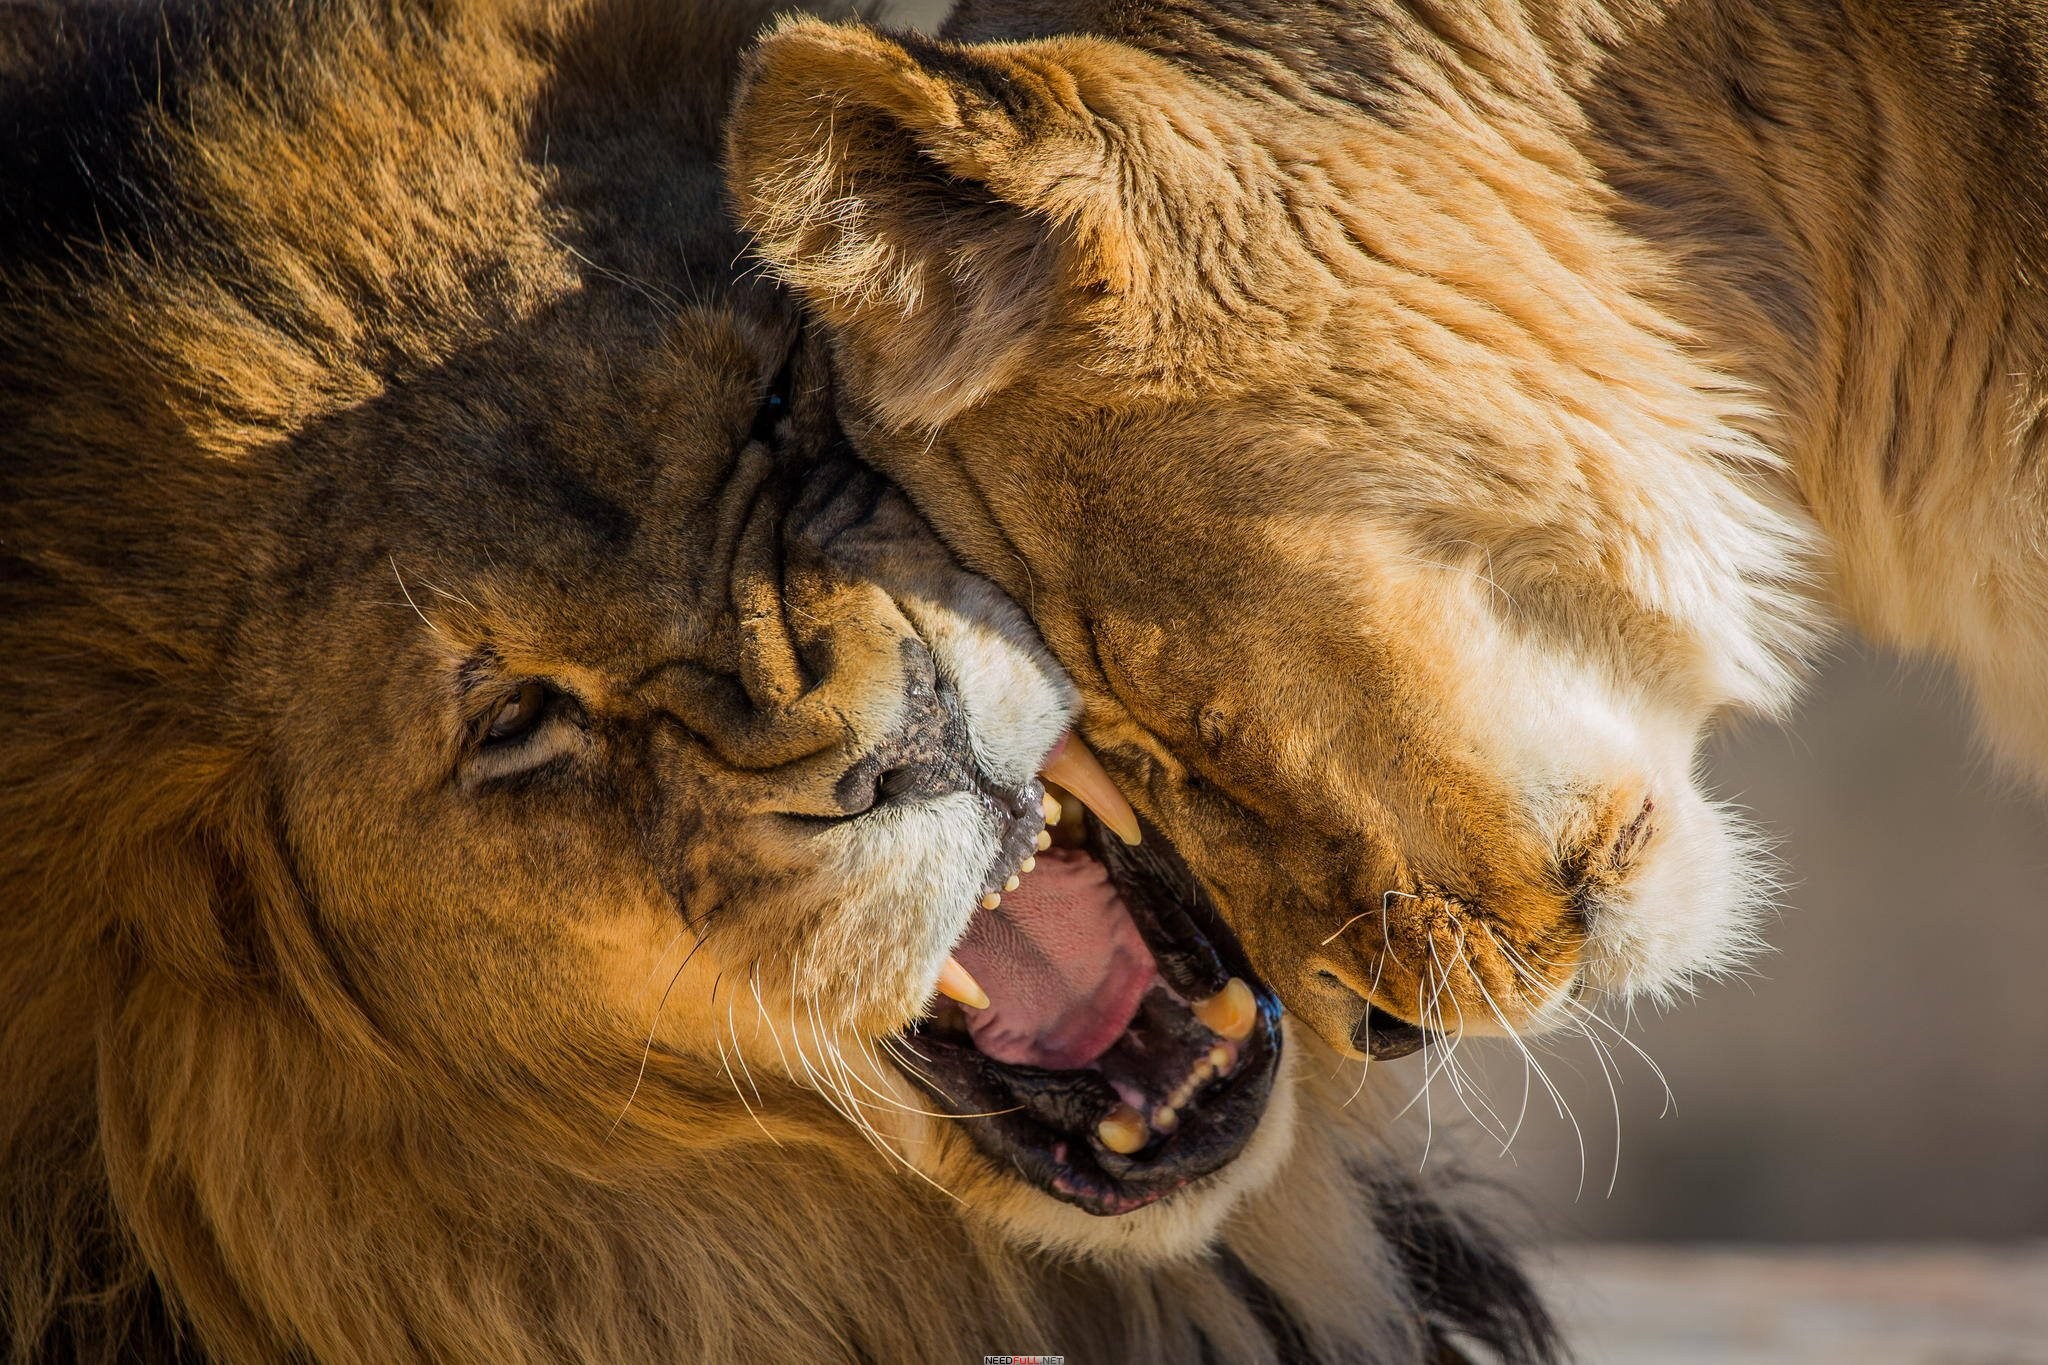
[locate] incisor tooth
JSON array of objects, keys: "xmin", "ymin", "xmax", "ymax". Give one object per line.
[
  {"xmin": 1041, "ymin": 792, "xmax": 1062, "ymax": 825},
  {"xmin": 1208, "ymin": 1045, "xmax": 1233, "ymax": 1072},
  {"xmin": 936, "ymin": 955, "xmax": 989, "ymax": 1010},
  {"xmin": 1040, "ymin": 734, "xmax": 1141, "ymax": 845},
  {"xmin": 1004, "ymin": 875, "xmax": 1020, "ymax": 892},
  {"xmin": 1020, "ymin": 856, "xmax": 1036, "ymax": 874},
  {"xmin": 1034, "ymin": 830, "xmax": 1053, "ymax": 851},
  {"xmin": 1097, "ymin": 1104, "xmax": 1148, "ymax": 1154},
  {"xmin": 1152, "ymin": 1105, "xmax": 1179, "ymax": 1134},
  {"xmin": 980, "ymin": 892, "xmax": 1002, "ymax": 911},
  {"xmin": 1192, "ymin": 977, "xmax": 1257, "ymax": 1041}
]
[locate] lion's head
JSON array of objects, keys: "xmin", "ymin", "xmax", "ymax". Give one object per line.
[
  {"xmin": 727, "ymin": 9, "xmax": 1822, "ymax": 1060},
  {"xmin": 0, "ymin": 2, "xmax": 1568, "ymax": 1360}
]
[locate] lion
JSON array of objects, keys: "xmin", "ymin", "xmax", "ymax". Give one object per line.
[
  {"xmin": 0, "ymin": 0, "xmax": 1557, "ymax": 1361},
  {"xmin": 726, "ymin": 0, "xmax": 2048, "ymax": 1061}
]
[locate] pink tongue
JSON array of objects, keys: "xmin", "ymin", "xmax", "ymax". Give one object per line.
[{"xmin": 953, "ymin": 848, "xmax": 1158, "ymax": 1071}]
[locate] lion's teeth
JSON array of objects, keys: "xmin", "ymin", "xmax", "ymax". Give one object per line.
[
  {"xmin": 1019, "ymin": 856, "xmax": 1036, "ymax": 874},
  {"xmin": 1034, "ymin": 830, "xmax": 1053, "ymax": 851},
  {"xmin": 1151, "ymin": 1105, "xmax": 1179, "ymax": 1133},
  {"xmin": 1097, "ymin": 1104, "xmax": 1148, "ymax": 1154},
  {"xmin": 1040, "ymin": 734, "xmax": 1141, "ymax": 845},
  {"xmin": 935, "ymin": 955, "xmax": 989, "ymax": 1010},
  {"xmin": 980, "ymin": 892, "xmax": 1002, "ymax": 911},
  {"xmin": 1041, "ymin": 792, "xmax": 1062, "ymax": 825},
  {"xmin": 1192, "ymin": 978, "xmax": 1257, "ymax": 1041},
  {"xmin": 1208, "ymin": 1044, "xmax": 1233, "ymax": 1072},
  {"xmin": 1003, "ymin": 874, "xmax": 1020, "ymax": 892}
]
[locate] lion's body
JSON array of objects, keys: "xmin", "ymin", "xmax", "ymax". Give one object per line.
[
  {"xmin": 0, "ymin": 2, "xmax": 1555, "ymax": 1361},
  {"xmin": 1565, "ymin": 0, "xmax": 2048, "ymax": 773}
]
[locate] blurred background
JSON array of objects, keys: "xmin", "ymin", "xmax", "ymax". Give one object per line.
[
  {"xmin": 1458, "ymin": 649, "xmax": 2048, "ymax": 1362},
  {"xmin": 873, "ymin": 10, "xmax": 2048, "ymax": 1359},
  {"xmin": 1487, "ymin": 649, "xmax": 2048, "ymax": 1245}
]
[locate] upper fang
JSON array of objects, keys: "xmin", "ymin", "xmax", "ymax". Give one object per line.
[{"xmin": 1039, "ymin": 732, "xmax": 1142, "ymax": 845}]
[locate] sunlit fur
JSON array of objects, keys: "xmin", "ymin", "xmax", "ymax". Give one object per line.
[
  {"xmin": 0, "ymin": 1, "xmax": 1558, "ymax": 1361},
  {"xmin": 731, "ymin": 0, "xmax": 2048, "ymax": 1058}
]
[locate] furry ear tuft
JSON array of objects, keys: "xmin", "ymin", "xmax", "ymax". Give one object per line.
[
  {"xmin": 726, "ymin": 19, "xmax": 1322, "ymax": 426},
  {"xmin": 726, "ymin": 20, "xmax": 1069, "ymax": 426}
]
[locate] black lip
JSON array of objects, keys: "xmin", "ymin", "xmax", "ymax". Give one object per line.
[
  {"xmin": 892, "ymin": 813, "xmax": 1283, "ymax": 1216},
  {"xmin": 1356, "ymin": 1005, "xmax": 1427, "ymax": 1060}
]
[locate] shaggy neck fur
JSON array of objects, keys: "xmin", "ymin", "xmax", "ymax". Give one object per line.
[
  {"xmin": 22, "ymin": 975, "xmax": 1547, "ymax": 1362},
  {"xmin": 947, "ymin": 0, "xmax": 2048, "ymax": 770},
  {"xmin": 1563, "ymin": 1, "xmax": 2048, "ymax": 771}
]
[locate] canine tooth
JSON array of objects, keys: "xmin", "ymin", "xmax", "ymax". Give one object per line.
[
  {"xmin": 1152, "ymin": 1105, "xmax": 1179, "ymax": 1134},
  {"xmin": 936, "ymin": 955, "xmax": 989, "ymax": 1011},
  {"xmin": 980, "ymin": 892, "xmax": 1002, "ymax": 911},
  {"xmin": 1020, "ymin": 856, "xmax": 1036, "ymax": 874},
  {"xmin": 1097, "ymin": 1104, "xmax": 1148, "ymax": 1154},
  {"xmin": 1035, "ymin": 830, "xmax": 1053, "ymax": 851},
  {"xmin": 1192, "ymin": 978, "xmax": 1257, "ymax": 1041},
  {"xmin": 1004, "ymin": 874, "xmax": 1020, "ymax": 892},
  {"xmin": 1040, "ymin": 734, "xmax": 1142, "ymax": 845},
  {"xmin": 1041, "ymin": 792, "xmax": 1063, "ymax": 825}
]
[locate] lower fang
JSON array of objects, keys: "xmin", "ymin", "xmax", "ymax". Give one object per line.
[
  {"xmin": 1097, "ymin": 1104, "xmax": 1147, "ymax": 1154},
  {"xmin": 1191, "ymin": 977, "xmax": 1257, "ymax": 1041}
]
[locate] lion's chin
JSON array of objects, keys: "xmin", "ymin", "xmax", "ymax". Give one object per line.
[{"xmin": 961, "ymin": 1035, "xmax": 1301, "ymax": 1265}]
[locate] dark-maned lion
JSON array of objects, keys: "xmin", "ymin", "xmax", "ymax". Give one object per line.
[
  {"xmin": 0, "ymin": 1, "xmax": 1554, "ymax": 1361},
  {"xmin": 728, "ymin": 0, "xmax": 2048, "ymax": 1060}
]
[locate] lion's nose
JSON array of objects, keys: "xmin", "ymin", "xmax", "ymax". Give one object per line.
[
  {"xmin": 830, "ymin": 666, "xmax": 978, "ymax": 816},
  {"xmin": 836, "ymin": 749, "xmax": 965, "ymax": 814}
]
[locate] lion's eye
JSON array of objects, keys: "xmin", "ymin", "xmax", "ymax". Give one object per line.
[
  {"xmin": 748, "ymin": 340, "xmax": 800, "ymax": 447},
  {"xmin": 485, "ymin": 680, "xmax": 552, "ymax": 745}
]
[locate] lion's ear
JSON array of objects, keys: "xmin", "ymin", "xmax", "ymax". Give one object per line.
[{"xmin": 726, "ymin": 19, "xmax": 1308, "ymax": 427}]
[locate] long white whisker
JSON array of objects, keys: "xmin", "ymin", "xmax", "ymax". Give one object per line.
[
  {"xmin": 715, "ymin": 1029, "xmax": 777, "ymax": 1145},
  {"xmin": 608, "ymin": 916, "xmax": 720, "ymax": 1141},
  {"xmin": 1478, "ymin": 923, "xmax": 1589, "ymax": 1198}
]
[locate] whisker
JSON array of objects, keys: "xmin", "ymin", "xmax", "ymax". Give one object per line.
[
  {"xmin": 715, "ymin": 1028, "xmax": 777, "ymax": 1145},
  {"xmin": 607, "ymin": 912, "xmax": 723, "ymax": 1141},
  {"xmin": 1478, "ymin": 923, "xmax": 1589, "ymax": 1198}
]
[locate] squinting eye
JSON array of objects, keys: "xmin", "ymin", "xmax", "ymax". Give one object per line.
[
  {"xmin": 485, "ymin": 680, "xmax": 551, "ymax": 745},
  {"xmin": 748, "ymin": 340, "xmax": 799, "ymax": 447}
]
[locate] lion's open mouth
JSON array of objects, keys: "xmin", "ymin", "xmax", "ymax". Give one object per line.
[{"xmin": 894, "ymin": 736, "xmax": 1283, "ymax": 1217}]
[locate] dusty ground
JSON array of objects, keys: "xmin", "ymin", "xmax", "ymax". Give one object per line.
[{"xmin": 1537, "ymin": 1244, "xmax": 2048, "ymax": 1364}]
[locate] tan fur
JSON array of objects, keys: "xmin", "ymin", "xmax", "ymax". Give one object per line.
[
  {"xmin": 0, "ymin": 1, "xmax": 1555, "ymax": 1361},
  {"xmin": 727, "ymin": 0, "xmax": 2045, "ymax": 1057}
]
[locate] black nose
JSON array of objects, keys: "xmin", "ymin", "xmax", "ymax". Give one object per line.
[
  {"xmin": 1353, "ymin": 1005, "xmax": 1427, "ymax": 1060},
  {"xmin": 875, "ymin": 764, "xmax": 927, "ymax": 802},
  {"xmin": 831, "ymin": 649, "xmax": 982, "ymax": 816}
]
